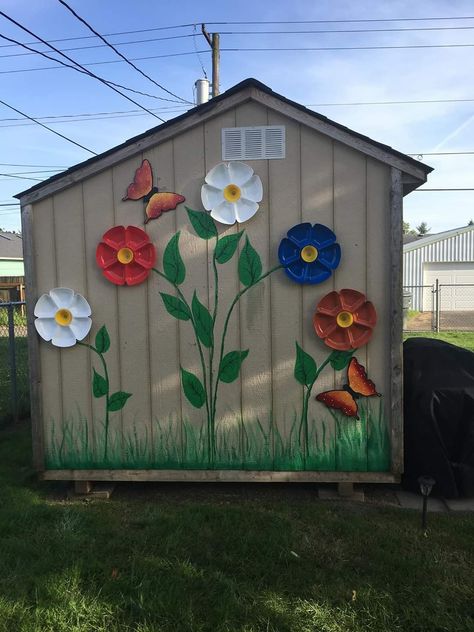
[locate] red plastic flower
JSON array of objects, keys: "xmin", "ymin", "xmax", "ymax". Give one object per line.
[
  {"xmin": 313, "ymin": 289, "xmax": 377, "ymax": 351},
  {"xmin": 96, "ymin": 225, "xmax": 156, "ymax": 286}
]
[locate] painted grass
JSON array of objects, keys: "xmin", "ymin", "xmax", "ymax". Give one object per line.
[
  {"xmin": 2, "ymin": 422, "xmax": 474, "ymax": 632},
  {"xmin": 404, "ymin": 330, "xmax": 474, "ymax": 352},
  {"xmin": 45, "ymin": 400, "xmax": 390, "ymax": 472}
]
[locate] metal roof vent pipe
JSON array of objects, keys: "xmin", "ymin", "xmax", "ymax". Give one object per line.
[{"xmin": 195, "ymin": 78, "xmax": 210, "ymax": 105}]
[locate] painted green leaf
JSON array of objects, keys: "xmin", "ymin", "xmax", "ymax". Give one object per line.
[
  {"xmin": 219, "ymin": 349, "xmax": 249, "ymax": 383},
  {"xmin": 107, "ymin": 391, "xmax": 132, "ymax": 412},
  {"xmin": 181, "ymin": 367, "xmax": 206, "ymax": 409},
  {"xmin": 92, "ymin": 368, "xmax": 108, "ymax": 398},
  {"xmin": 163, "ymin": 232, "xmax": 185, "ymax": 285},
  {"xmin": 329, "ymin": 349, "xmax": 355, "ymax": 371},
  {"xmin": 186, "ymin": 206, "xmax": 217, "ymax": 239},
  {"xmin": 192, "ymin": 291, "xmax": 213, "ymax": 348},
  {"xmin": 294, "ymin": 342, "xmax": 317, "ymax": 387},
  {"xmin": 95, "ymin": 325, "xmax": 110, "ymax": 354},
  {"xmin": 238, "ymin": 236, "xmax": 262, "ymax": 286},
  {"xmin": 160, "ymin": 292, "xmax": 191, "ymax": 321},
  {"xmin": 215, "ymin": 231, "xmax": 243, "ymax": 264}
]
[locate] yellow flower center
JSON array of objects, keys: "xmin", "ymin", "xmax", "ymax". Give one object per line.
[
  {"xmin": 336, "ymin": 310, "xmax": 354, "ymax": 328},
  {"xmin": 301, "ymin": 245, "xmax": 318, "ymax": 263},
  {"xmin": 223, "ymin": 183, "xmax": 241, "ymax": 202},
  {"xmin": 55, "ymin": 308, "xmax": 72, "ymax": 327},
  {"xmin": 117, "ymin": 247, "xmax": 134, "ymax": 264}
]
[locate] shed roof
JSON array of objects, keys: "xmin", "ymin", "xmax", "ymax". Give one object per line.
[
  {"xmin": 403, "ymin": 224, "xmax": 474, "ymax": 252},
  {"xmin": 0, "ymin": 231, "xmax": 23, "ymax": 259},
  {"xmin": 16, "ymin": 77, "xmax": 432, "ymax": 205}
]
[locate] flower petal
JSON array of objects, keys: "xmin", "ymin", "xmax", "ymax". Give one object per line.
[
  {"xmin": 210, "ymin": 200, "xmax": 237, "ymax": 225},
  {"xmin": 317, "ymin": 243, "xmax": 341, "ymax": 270},
  {"xmin": 134, "ymin": 242, "xmax": 156, "ymax": 269},
  {"xmin": 324, "ymin": 327, "xmax": 352, "ymax": 351},
  {"xmin": 51, "ymin": 325, "xmax": 77, "ymax": 348},
  {"xmin": 287, "ymin": 223, "xmax": 313, "ymax": 247},
  {"xmin": 234, "ymin": 198, "xmax": 258, "ymax": 223},
  {"xmin": 69, "ymin": 317, "xmax": 92, "ymax": 341},
  {"xmin": 96, "ymin": 242, "xmax": 118, "ymax": 269},
  {"xmin": 339, "ymin": 289, "xmax": 366, "ymax": 312},
  {"xmin": 304, "ymin": 260, "xmax": 332, "ymax": 284},
  {"xmin": 34, "ymin": 317, "xmax": 56, "ymax": 341},
  {"xmin": 204, "ymin": 162, "xmax": 232, "ymax": 189},
  {"xmin": 201, "ymin": 184, "xmax": 224, "ymax": 211},
  {"xmin": 125, "ymin": 261, "xmax": 151, "ymax": 285},
  {"xmin": 311, "ymin": 224, "xmax": 337, "ymax": 248},
  {"xmin": 125, "ymin": 225, "xmax": 150, "ymax": 250},
  {"xmin": 285, "ymin": 259, "xmax": 307, "ymax": 283},
  {"xmin": 49, "ymin": 288, "xmax": 75, "ymax": 309},
  {"xmin": 354, "ymin": 301, "xmax": 377, "ymax": 329},
  {"xmin": 227, "ymin": 161, "xmax": 254, "ymax": 186},
  {"xmin": 240, "ymin": 175, "xmax": 263, "ymax": 202},
  {"xmin": 34, "ymin": 294, "xmax": 57, "ymax": 318},
  {"xmin": 316, "ymin": 291, "xmax": 343, "ymax": 316},
  {"xmin": 313, "ymin": 313, "xmax": 338, "ymax": 339},
  {"xmin": 347, "ymin": 323, "xmax": 373, "ymax": 349},
  {"xmin": 102, "ymin": 225, "xmax": 126, "ymax": 250},
  {"xmin": 102, "ymin": 261, "xmax": 126, "ymax": 285},
  {"xmin": 69, "ymin": 293, "xmax": 92, "ymax": 318},
  {"xmin": 278, "ymin": 238, "xmax": 300, "ymax": 266}
]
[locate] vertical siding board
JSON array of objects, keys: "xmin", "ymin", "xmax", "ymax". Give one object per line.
[
  {"xmin": 83, "ymin": 170, "xmax": 119, "ymax": 463},
  {"xmin": 333, "ymin": 143, "xmax": 368, "ymax": 471},
  {"xmin": 142, "ymin": 141, "xmax": 182, "ymax": 462},
  {"xmin": 112, "ymin": 155, "xmax": 152, "ymax": 465},
  {"xmin": 267, "ymin": 112, "xmax": 302, "ymax": 469},
  {"xmin": 32, "ymin": 198, "xmax": 61, "ymax": 464},
  {"xmin": 300, "ymin": 129, "xmax": 336, "ymax": 467},
  {"xmin": 235, "ymin": 102, "xmax": 273, "ymax": 468},
  {"xmin": 203, "ymin": 109, "xmax": 244, "ymax": 467},
  {"xmin": 172, "ymin": 125, "xmax": 208, "ymax": 465},
  {"xmin": 52, "ymin": 185, "xmax": 92, "ymax": 452}
]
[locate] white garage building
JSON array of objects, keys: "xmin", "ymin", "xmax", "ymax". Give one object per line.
[{"xmin": 403, "ymin": 225, "xmax": 474, "ymax": 311}]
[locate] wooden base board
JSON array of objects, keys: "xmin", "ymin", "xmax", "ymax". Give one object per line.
[{"xmin": 41, "ymin": 469, "xmax": 399, "ymax": 484}]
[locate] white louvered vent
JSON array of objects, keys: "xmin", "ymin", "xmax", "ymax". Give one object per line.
[{"xmin": 222, "ymin": 125, "xmax": 285, "ymax": 160}]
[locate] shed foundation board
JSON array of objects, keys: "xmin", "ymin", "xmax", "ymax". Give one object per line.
[{"xmin": 41, "ymin": 470, "xmax": 400, "ymax": 483}]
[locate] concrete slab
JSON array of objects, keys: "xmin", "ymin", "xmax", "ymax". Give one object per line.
[
  {"xmin": 68, "ymin": 482, "xmax": 115, "ymax": 500},
  {"xmin": 444, "ymin": 498, "xmax": 474, "ymax": 512},
  {"xmin": 396, "ymin": 491, "xmax": 447, "ymax": 512}
]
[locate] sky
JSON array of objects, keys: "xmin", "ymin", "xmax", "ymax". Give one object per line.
[{"xmin": 0, "ymin": 0, "xmax": 473, "ymax": 233}]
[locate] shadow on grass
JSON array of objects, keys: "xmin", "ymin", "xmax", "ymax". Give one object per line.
[{"xmin": 0, "ymin": 423, "xmax": 473, "ymax": 632}]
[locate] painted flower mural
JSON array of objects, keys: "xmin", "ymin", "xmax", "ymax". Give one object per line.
[
  {"xmin": 201, "ymin": 161, "xmax": 263, "ymax": 225},
  {"xmin": 34, "ymin": 287, "xmax": 92, "ymax": 348},
  {"xmin": 313, "ymin": 289, "xmax": 377, "ymax": 350},
  {"xmin": 96, "ymin": 225, "xmax": 156, "ymax": 286},
  {"xmin": 278, "ymin": 222, "xmax": 341, "ymax": 284}
]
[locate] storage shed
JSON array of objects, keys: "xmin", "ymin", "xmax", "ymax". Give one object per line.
[{"xmin": 17, "ymin": 78, "xmax": 432, "ymax": 485}]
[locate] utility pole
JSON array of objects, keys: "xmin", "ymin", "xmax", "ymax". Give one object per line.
[{"xmin": 201, "ymin": 24, "xmax": 220, "ymax": 97}]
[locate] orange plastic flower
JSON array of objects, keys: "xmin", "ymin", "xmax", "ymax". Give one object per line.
[
  {"xmin": 313, "ymin": 289, "xmax": 377, "ymax": 351},
  {"xmin": 96, "ymin": 225, "xmax": 156, "ymax": 286}
]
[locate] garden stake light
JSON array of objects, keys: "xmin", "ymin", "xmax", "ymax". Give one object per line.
[{"xmin": 418, "ymin": 475, "xmax": 436, "ymax": 534}]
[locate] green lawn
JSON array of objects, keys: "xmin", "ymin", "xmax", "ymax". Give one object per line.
[
  {"xmin": 404, "ymin": 331, "xmax": 474, "ymax": 352},
  {"xmin": 0, "ymin": 423, "xmax": 473, "ymax": 632}
]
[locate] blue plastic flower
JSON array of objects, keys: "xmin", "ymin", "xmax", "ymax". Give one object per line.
[{"xmin": 278, "ymin": 222, "xmax": 341, "ymax": 284}]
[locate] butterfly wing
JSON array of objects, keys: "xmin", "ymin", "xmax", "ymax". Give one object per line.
[
  {"xmin": 145, "ymin": 192, "xmax": 185, "ymax": 223},
  {"xmin": 347, "ymin": 357, "xmax": 379, "ymax": 397},
  {"xmin": 122, "ymin": 159, "xmax": 153, "ymax": 201},
  {"xmin": 316, "ymin": 390, "xmax": 359, "ymax": 419}
]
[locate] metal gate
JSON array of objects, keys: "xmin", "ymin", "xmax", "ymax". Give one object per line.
[{"xmin": 0, "ymin": 301, "xmax": 29, "ymax": 424}]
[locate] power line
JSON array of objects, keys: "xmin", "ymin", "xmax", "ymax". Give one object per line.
[
  {"xmin": 0, "ymin": 98, "xmax": 97, "ymax": 155},
  {"xmin": 57, "ymin": 0, "xmax": 190, "ymax": 104},
  {"xmin": 408, "ymin": 151, "xmax": 474, "ymax": 157},
  {"xmin": 0, "ymin": 173, "xmax": 43, "ymax": 181},
  {"xmin": 308, "ymin": 98, "xmax": 474, "ymax": 106},
  {"xmin": 414, "ymin": 188, "xmax": 474, "ymax": 191},
  {"xmin": 220, "ymin": 25, "xmax": 474, "ymax": 34},
  {"xmin": 207, "ymin": 16, "xmax": 474, "ymax": 24},
  {"xmin": 0, "ymin": 11, "xmax": 168, "ymax": 121},
  {"xmin": 221, "ymin": 43, "xmax": 474, "ymax": 52},
  {"xmin": 0, "ymin": 162, "xmax": 69, "ymax": 168}
]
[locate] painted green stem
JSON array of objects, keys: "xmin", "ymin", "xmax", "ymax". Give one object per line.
[
  {"xmin": 208, "ymin": 235, "xmax": 220, "ymax": 462},
  {"xmin": 300, "ymin": 354, "xmax": 332, "ymax": 460},
  {"xmin": 78, "ymin": 341, "xmax": 110, "ymax": 460}
]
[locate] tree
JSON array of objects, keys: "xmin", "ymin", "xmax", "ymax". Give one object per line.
[
  {"xmin": 403, "ymin": 221, "xmax": 416, "ymax": 236},
  {"xmin": 468, "ymin": 219, "xmax": 474, "ymax": 226},
  {"xmin": 416, "ymin": 222, "xmax": 431, "ymax": 236}
]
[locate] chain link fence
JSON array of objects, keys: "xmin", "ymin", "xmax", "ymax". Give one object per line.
[
  {"xmin": 0, "ymin": 301, "xmax": 29, "ymax": 424},
  {"xmin": 403, "ymin": 283, "xmax": 474, "ymax": 332}
]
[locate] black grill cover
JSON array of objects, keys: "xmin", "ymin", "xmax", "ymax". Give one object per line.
[{"xmin": 403, "ymin": 337, "xmax": 474, "ymax": 498}]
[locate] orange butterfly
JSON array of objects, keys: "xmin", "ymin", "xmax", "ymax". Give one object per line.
[
  {"xmin": 316, "ymin": 357, "xmax": 380, "ymax": 419},
  {"xmin": 122, "ymin": 159, "xmax": 185, "ymax": 224}
]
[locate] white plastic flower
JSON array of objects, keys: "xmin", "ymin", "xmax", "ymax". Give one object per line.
[
  {"xmin": 34, "ymin": 288, "xmax": 92, "ymax": 348},
  {"xmin": 201, "ymin": 161, "xmax": 263, "ymax": 225}
]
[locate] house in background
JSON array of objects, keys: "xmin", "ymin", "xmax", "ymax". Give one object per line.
[
  {"xmin": 0, "ymin": 231, "xmax": 24, "ymax": 302},
  {"xmin": 403, "ymin": 224, "xmax": 474, "ymax": 311}
]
